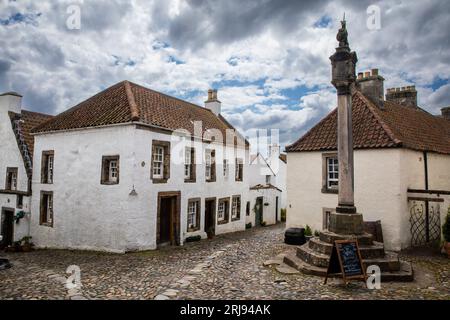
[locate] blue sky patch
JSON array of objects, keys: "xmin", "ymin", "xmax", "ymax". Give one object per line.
[{"xmin": 0, "ymin": 12, "xmax": 41, "ymax": 26}]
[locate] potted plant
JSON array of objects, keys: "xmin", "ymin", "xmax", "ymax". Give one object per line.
[
  {"xmin": 305, "ymin": 225, "xmax": 313, "ymax": 242},
  {"xmin": 21, "ymin": 236, "xmax": 34, "ymax": 252},
  {"xmin": 442, "ymin": 208, "xmax": 450, "ymax": 258}
]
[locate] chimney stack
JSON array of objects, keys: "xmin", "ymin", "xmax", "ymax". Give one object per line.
[
  {"xmin": 356, "ymin": 68, "xmax": 384, "ymax": 107},
  {"xmin": 0, "ymin": 92, "xmax": 22, "ymax": 114},
  {"xmin": 205, "ymin": 89, "xmax": 221, "ymax": 115},
  {"xmin": 441, "ymin": 106, "xmax": 450, "ymax": 120},
  {"xmin": 385, "ymin": 86, "xmax": 418, "ymax": 108}
]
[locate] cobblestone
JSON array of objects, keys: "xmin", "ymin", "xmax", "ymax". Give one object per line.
[{"xmin": 1, "ymin": 224, "xmax": 449, "ymax": 300}]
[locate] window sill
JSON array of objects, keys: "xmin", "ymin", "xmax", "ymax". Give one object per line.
[
  {"xmin": 40, "ymin": 223, "xmax": 53, "ymax": 228},
  {"xmin": 231, "ymin": 217, "xmax": 240, "ymax": 222},
  {"xmin": 152, "ymin": 179, "xmax": 168, "ymax": 184},
  {"xmin": 321, "ymin": 187, "xmax": 338, "ymax": 194},
  {"xmin": 41, "ymin": 182, "xmax": 54, "ymax": 185},
  {"xmin": 101, "ymin": 181, "xmax": 119, "ymax": 186},
  {"xmin": 184, "ymin": 178, "xmax": 196, "ymax": 183},
  {"xmin": 218, "ymin": 220, "xmax": 228, "ymax": 225},
  {"xmin": 187, "ymin": 228, "xmax": 200, "ymax": 233},
  {"xmin": 206, "ymin": 179, "xmax": 216, "ymax": 183}
]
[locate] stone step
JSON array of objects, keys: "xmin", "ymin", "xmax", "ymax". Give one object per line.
[
  {"xmin": 297, "ymin": 245, "xmax": 401, "ymax": 272},
  {"xmin": 284, "ymin": 254, "xmax": 414, "ymax": 282},
  {"xmin": 308, "ymin": 238, "xmax": 385, "ymax": 259},
  {"xmin": 320, "ymin": 230, "xmax": 373, "ymax": 245}
]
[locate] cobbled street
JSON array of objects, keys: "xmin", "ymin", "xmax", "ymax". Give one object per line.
[{"xmin": 1, "ymin": 224, "xmax": 449, "ymax": 300}]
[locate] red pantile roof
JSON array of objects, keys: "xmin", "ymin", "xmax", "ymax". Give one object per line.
[
  {"xmin": 10, "ymin": 110, "xmax": 53, "ymax": 159},
  {"xmin": 32, "ymin": 81, "xmax": 246, "ymax": 146},
  {"xmin": 286, "ymin": 91, "xmax": 450, "ymax": 155}
]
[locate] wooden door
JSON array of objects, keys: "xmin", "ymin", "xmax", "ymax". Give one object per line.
[
  {"xmin": 1, "ymin": 208, "xmax": 14, "ymax": 248},
  {"xmin": 205, "ymin": 198, "xmax": 216, "ymax": 236}
]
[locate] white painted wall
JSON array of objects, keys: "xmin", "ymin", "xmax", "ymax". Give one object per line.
[
  {"xmin": 0, "ymin": 93, "xmax": 31, "ymax": 242},
  {"xmin": 287, "ymin": 148, "xmax": 450, "ymax": 251},
  {"xmin": 248, "ymin": 188, "xmax": 281, "ymax": 226},
  {"xmin": 31, "ymin": 124, "xmax": 248, "ymax": 253}
]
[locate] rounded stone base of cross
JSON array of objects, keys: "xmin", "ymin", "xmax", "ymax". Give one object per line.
[{"xmin": 328, "ymin": 212, "xmax": 364, "ymax": 235}]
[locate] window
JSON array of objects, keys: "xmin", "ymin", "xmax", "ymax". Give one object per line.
[
  {"xmin": 231, "ymin": 196, "xmax": 241, "ymax": 221},
  {"xmin": 323, "ymin": 208, "xmax": 333, "ymax": 230},
  {"xmin": 266, "ymin": 175, "xmax": 271, "ymax": 184},
  {"xmin": 5, "ymin": 167, "xmax": 18, "ymax": 191},
  {"xmin": 205, "ymin": 150, "xmax": 216, "ymax": 182},
  {"xmin": 327, "ymin": 157, "xmax": 339, "ymax": 189},
  {"xmin": 184, "ymin": 147, "xmax": 196, "ymax": 182},
  {"xmin": 153, "ymin": 146, "xmax": 164, "ymax": 179},
  {"xmin": 151, "ymin": 141, "xmax": 171, "ymax": 182},
  {"xmin": 101, "ymin": 155, "xmax": 120, "ymax": 185},
  {"xmin": 223, "ymin": 159, "xmax": 229, "ymax": 178},
  {"xmin": 322, "ymin": 153, "xmax": 338, "ymax": 193},
  {"xmin": 235, "ymin": 158, "xmax": 243, "ymax": 182},
  {"xmin": 246, "ymin": 201, "xmax": 250, "ymax": 216},
  {"xmin": 40, "ymin": 191, "xmax": 53, "ymax": 227},
  {"xmin": 187, "ymin": 199, "xmax": 201, "ymax": 232},
  {"xmin": 217, "ymin": 198, "xmax": 230, "ymax": 224},
  {"xmin": 17, "ymin": 194, "xmax": 23, "ymax": 209},
  {"xmin": 41, "ymin": 151, "xmax": 54, "ymax": 184}
]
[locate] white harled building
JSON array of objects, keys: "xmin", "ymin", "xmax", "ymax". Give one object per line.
[{"xmin": 0, "ymin": 82, "xmax": 252, "ymax": 253}]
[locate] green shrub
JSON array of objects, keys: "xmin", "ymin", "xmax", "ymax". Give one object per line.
[
  {"xmin": 314, "ymin": 230, "xmax": 320, "ymax": 237},
  {"xmin": 280, "ymin": 208, "xmax": 287, "ymax": 222},
  {"xmin": 443, "ymin": 207, "xmax": 450, "ymax": 242},
  {"xmin": 305, "ymin": 225, "xmax": 313, "ymax": 237}
]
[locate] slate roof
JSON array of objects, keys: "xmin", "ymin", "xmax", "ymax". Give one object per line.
[
  {"xmin": 286, "ymin": 90, "xmax": 450, "ymax": 155},
  {"xmin": 32, "ymin": 81, "xmax": 245, "ymax": 145}
]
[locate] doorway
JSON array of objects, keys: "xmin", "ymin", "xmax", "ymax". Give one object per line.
[
  {"xmin": 1, "ymin": 208, "xmax": 15, "ymax": 249},
  {"xmin": 255, "ymin": 197, "xmax": 264, "ymax": 226},
  {"xmin": 157, "ymin": 192, "xmax": 181, "ymax": 246},
  {"xmin": 205, "ymin": 198, "xmax": 216, "ymax": 237},
  {"xmin": 275, "ymin": 196, "xmax": 279, "ymax": 222}
]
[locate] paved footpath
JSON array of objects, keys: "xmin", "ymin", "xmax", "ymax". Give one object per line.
[{"xmin": 1, "ymin": 224, "xmax": 449, "ymax": 300}]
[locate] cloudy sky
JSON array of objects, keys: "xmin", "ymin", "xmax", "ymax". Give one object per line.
[{"xmin": 1, "ymin": 0, "xmax": 449, "ymax": 151}]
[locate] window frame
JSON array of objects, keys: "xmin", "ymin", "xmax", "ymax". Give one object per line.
[
  {"xmin": 151, "ymin": 140, "xmax": 171, "ymax": 183},
  {"xmin": 187, "ymin": 198, "xmax": 201, "ymax": 232},
  {"xmin": 101, "ymin": 155, "xmax": 120, "ymax": 185},
  {"xmin": 40, "ymin": 191, "xmax": 54, "ymax": 227},
  {"xmin": 223, "ymin": 159, "xmax": 229, "ymax": 179},
  {"xmin": 231, "ymin": 195, "xmax": 241, "ymax": 221},
  {"xmin": 235, "ymin": 158, "xmax": 243, "ymax": 182},
  {"xmin": 205, "ymin": 149, "xmax": 216, "ymax": 182},
  {"xmin": 217, "ymin": 197, "xmax": 230, "ymax": 225},
  {"xmin": 184, "ymin": 147, "xmax": 196, "ymax": 183},
  {"xmin": 41, "ymin": 150, "xmax": 55, "ymax": 184},
  {"xmin": 5, "ymin": 167, "xmax": 18, "ymax": 191},
  {"xmin": 321, "ymin": 153, "xmax": 339, "ymax": 194}
]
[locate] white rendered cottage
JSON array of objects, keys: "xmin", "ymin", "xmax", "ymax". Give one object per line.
[
  {"xmin": 247, "ymin": 145, "xmax": 287, "ymax": 227},
  {"xmin": 0, "ymin": 92, "xmax": 52, "ymax": 248},
  {"xmin": 29, "ymin": 82, "xmax": 250, "ymax": 253},
  {"xmin": 286, "ymin": 70, "xmax": 450, "ymax": 251}
]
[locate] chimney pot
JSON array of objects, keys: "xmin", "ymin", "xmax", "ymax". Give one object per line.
[
  {"xmin": 364, "ymin": 71, "xmax": 370, "ymax": 78},
  {"xmin": 371, "ymin": 68, "xmax": 379, "ymax": 76},
  {"xmin": 205, "ymin": 89, "xmax": 221, "ymax": 115},
  {"xmin": 358, "ymin": 72, "xmax": 363, "ymax": 79},
  {"xmin": 441, "ymin": 106, "xmax": 450, "ymax": 120}
]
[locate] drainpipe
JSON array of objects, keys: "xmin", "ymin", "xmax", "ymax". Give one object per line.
[{"xmin": 424, "ymin": 151, "xmax": 430, "ymax": 242}]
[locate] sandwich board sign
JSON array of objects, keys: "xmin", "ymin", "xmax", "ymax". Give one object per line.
[{"xmin": 324, "ymin": 239, "xmax": 367, "ymax": 286}]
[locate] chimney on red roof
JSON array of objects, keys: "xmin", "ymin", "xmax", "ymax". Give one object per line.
[
  {"xmin": 205, "ymin": 89, "xmax": 221, "ymax": 115},
  {"xmin": 0, "ymin": 91, "xmax": 22, "ymax": 115},
  {"xmin": 441, "ymin": 106, "xmax": 450, "ymax": 120},
  {"xmin": 386, "ymin": 86, "xmax": 418, "ymax": 108},
  {"xmin": 356, "ymin": 68, "xmax": 384, "ymax": 108}
]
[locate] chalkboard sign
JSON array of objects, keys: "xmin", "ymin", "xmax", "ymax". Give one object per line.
[{"xmin": 324, "ymin": 240, "xmax": 367, "ymax": 285}]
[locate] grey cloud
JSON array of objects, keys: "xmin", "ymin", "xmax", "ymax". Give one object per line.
[{"xmin": 160, "ymin": 0, "xmax": 329, "ymax": 49}]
